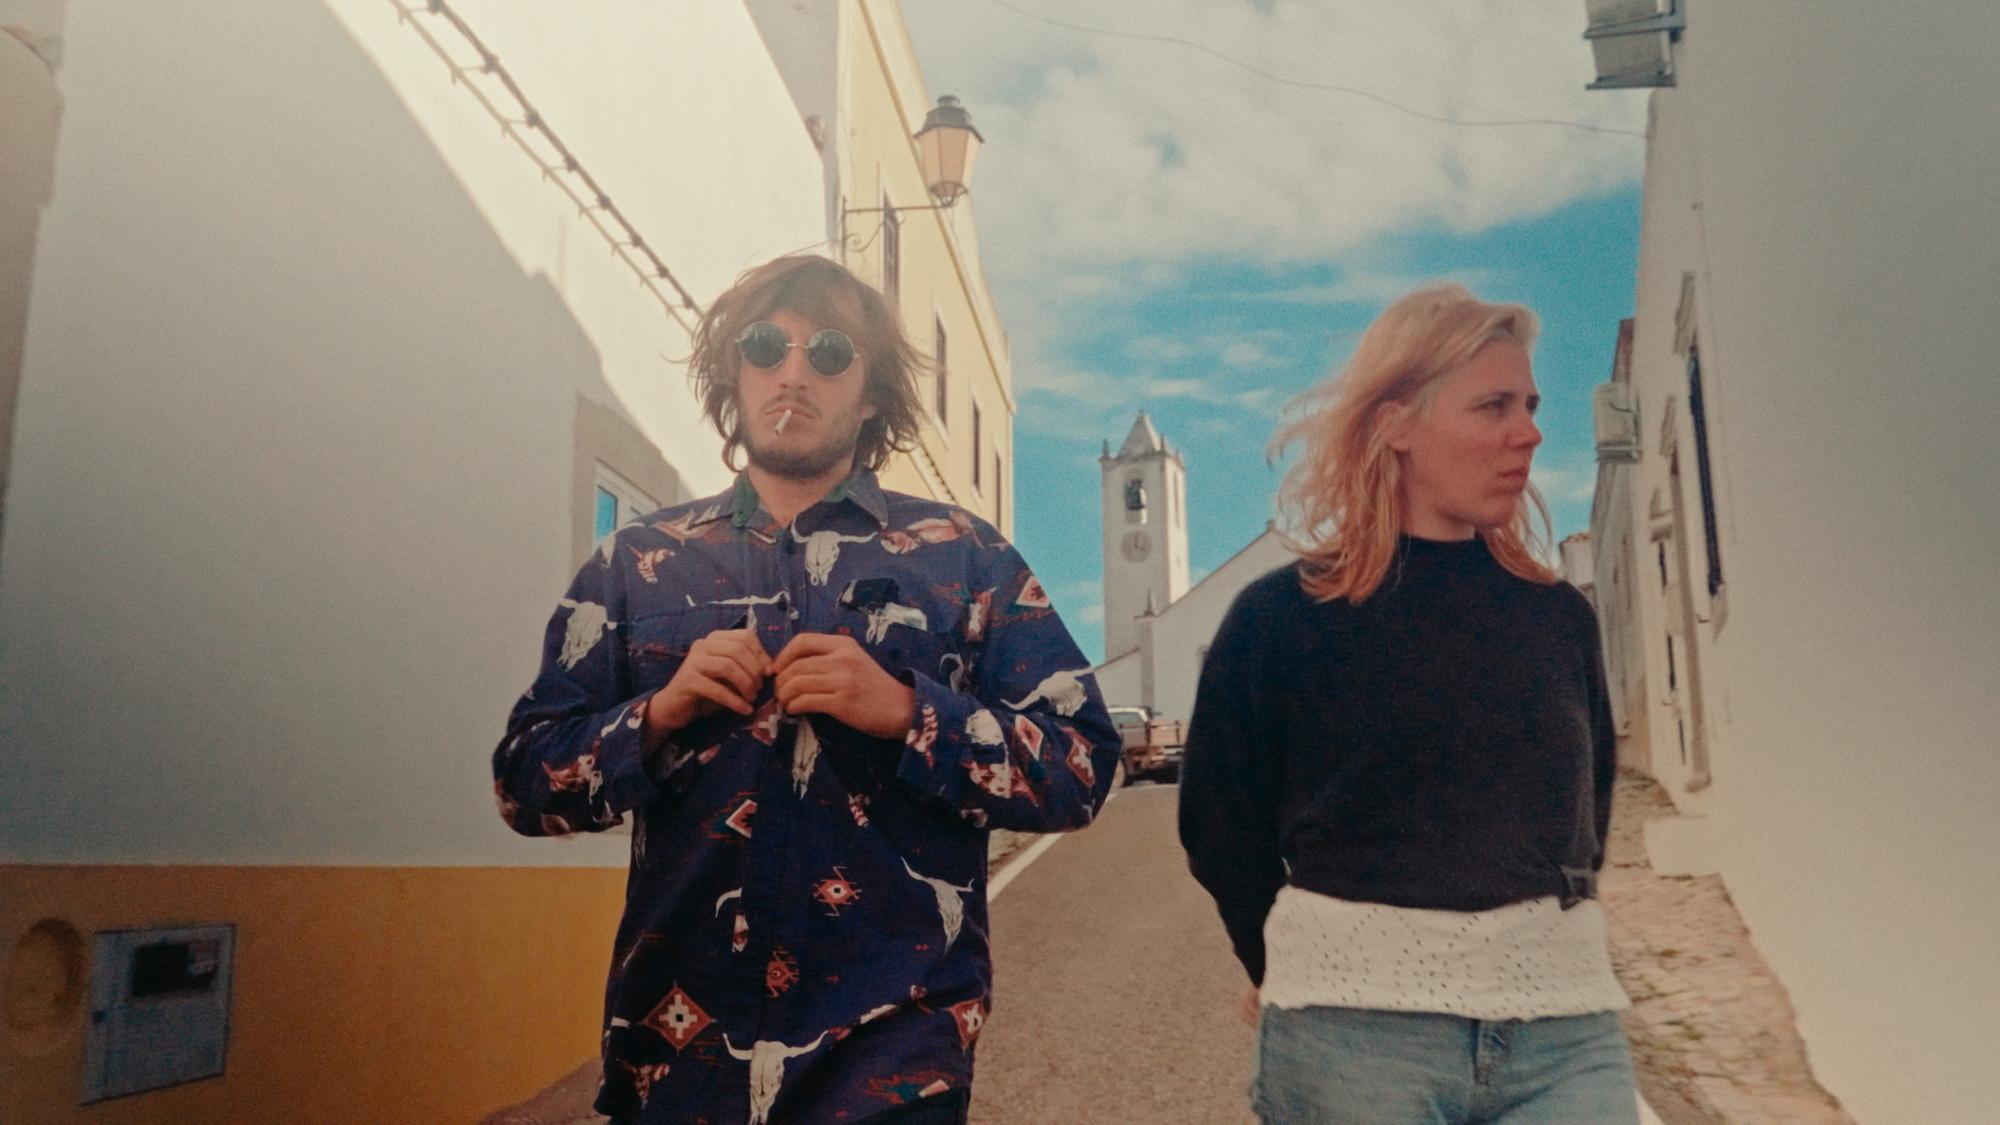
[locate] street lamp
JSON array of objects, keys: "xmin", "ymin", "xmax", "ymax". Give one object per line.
[
  {"xmin": 846, "ymin": 95, "xmax": 984, "ymax": 217},
  {"xmin": 914, "ymin": 95, "xmax": 982, "ymax": 205}
]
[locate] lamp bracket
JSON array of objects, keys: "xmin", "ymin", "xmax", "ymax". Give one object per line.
[{"xmin": 842, "ymin": 201, "xmax": 959, "ymax": 216}]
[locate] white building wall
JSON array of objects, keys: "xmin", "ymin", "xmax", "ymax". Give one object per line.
[
  {"xmin": 1612, "ymin": 6, "xmax": 2000, "ymax": 1120},
  {"xmin": 741, "ymin": 0, "xmax": 839, "ymax": 238},
  {"xmin": 1091, "ymin": 647, "xmax": 1142, "ymax": 713},
  {"xmin": 0, "ymin": 0, "xmax": 824, "ymax": 867},
  {"xmin": 0, "ymin": 20, "xmax": 60, "ymax": 539},
  {"xmin": 1624, "ymin": 84, "xmax": 1715, "ymax": 805},
  {"xmin": 1142, "ymin": 529, "xmax": 1292, "ymax": 724},
  {"xmin": 1588, "ymin": 462, "xmax": 1644, "ymax": 756},
  {"xmin": 1557, "ymin": 533, "xmax": 1594, "ymax": 598}
]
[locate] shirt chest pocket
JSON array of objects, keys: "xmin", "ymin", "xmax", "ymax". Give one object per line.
[
  {"xmin": 624, "ymin": 605, "xmax": 752, "ymax": 693},
  {"xmin": 835, "ymin": 577, "xmax": 963, "ymax": 689}
]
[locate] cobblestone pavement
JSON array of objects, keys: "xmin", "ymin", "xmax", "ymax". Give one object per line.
[{"xmin": 1604, "ymin": 771, "xmax": 1854, "ymax": 1125}]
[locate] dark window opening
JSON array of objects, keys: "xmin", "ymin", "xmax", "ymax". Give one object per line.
[
  {"xmin": 881, "ymin": 194, "xmax": 900, "ymax": 308},
  {"xmin": 1686, "ymin": 345, "xmax": 1724, "ymax": 597},
  {"xmin": 934, "ymin": 317, "xmax": 948, "ymax": 425}
]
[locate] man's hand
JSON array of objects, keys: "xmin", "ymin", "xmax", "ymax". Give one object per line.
[
  {"xmin": 1241, "ymin": 983, "xmax": 1261, "ymax": 1027},
  {"xmin": 773, "ymin": 633, "xmax": 917, "ymax": 740},
  {"xmin": 645, "ymin": 629, "xmax": 771, "ymax": 745}
]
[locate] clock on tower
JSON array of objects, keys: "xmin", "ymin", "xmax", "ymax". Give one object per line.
[{"xmin": 1121, "ymin": 530, "xmax": 1151, "ymax": 562}]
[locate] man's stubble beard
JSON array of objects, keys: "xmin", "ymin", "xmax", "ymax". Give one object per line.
[{"xmin": 742, "ymin": 413, "xmax": 866, "ymax": 481}]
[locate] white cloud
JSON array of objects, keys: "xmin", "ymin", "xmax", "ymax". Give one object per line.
[
  {"xmin": 1531, "ymin": 463, "xmax": 1599, "ymax": 505},
  {"xmin": 1018, "ymin": 362, "xmax": 1285, "ymax": 426},
  {"xmin": 1126, "ymin": 335, "xmax": 1193, "ymax": 363},
  {"xmin": 1017, "ymin": 362, "xmax": 1123, "ymax": 401},
  {"xmin": 1019, "ymin": 396, "xmax": 1127, "ymax": 443},
  {"xmin": 906, "ymin": 1, "xmax": 1647, "ymax": 271},
  {"xmin": 1234, "ymin": 387, "xmax": 1280, "ymax": 412},
  {"xmin": 1141, "ymin": 376, "xmax": 1213, "ymax": 398},
  {"xmin": 1219, "ymin": 266, "xmax": 1510, "ymax": 307},
  {"xmin": 1219, "ymin": 340, "xmax": 1281, "ymax": 369},
  {"xmin": 1056, "ymin": 576, "xmax": 1103, "ymax": 599},
  {"xmin": 904, "ymin": 1, "xmax": 1647, "ymax": 462},
  {"xmin": 903, "ymin": 3, "xmax": 1643, "ymax": 559},
  {"xmin": 1018, "ymin": 325, "xmax": 1304, "ymax": 418},
  {"xmin": 1052, "ymin": 577, "xmax": 1106, "ymax": 626}
]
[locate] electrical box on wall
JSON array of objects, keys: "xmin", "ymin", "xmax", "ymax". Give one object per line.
[
  {"xmin": 1594, "ymin": 381, "xmax": 1642, "ymax": 463},
  {"xmin": 82, "ymin": 925, "xmax": 235, "ymax": 1104}
]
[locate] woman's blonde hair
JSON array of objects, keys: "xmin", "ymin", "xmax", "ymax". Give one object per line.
[{"xmin": 1271, "ymin": 282, "xmax": 1557, "ymax": 603}]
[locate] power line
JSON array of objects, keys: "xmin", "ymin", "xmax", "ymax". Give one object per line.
[
  {"xmin": 976, "ymin": 0, "xmax": 1645, "ymax": 140},
  {"xmin": 392, "ymin": 0, "xmax": 705, "ymax": 330}
]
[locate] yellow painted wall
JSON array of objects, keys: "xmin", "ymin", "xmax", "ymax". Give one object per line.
[
  {"xmin": 842, "ymin": 0, "xmax": 1015, "ymax": 538},
  {"xmin": 2, "ymin": 865, "xmax": 624, "ymax": 1124}
]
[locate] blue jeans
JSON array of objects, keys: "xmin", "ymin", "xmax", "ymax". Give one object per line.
[{"xmin": 1253, "ymin": 1007, "xmax": 1639, "ymax": 1124}]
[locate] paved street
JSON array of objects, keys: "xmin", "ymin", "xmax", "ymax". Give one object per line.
[
  {"xmin": 978, "ymin": 773, "xmax": 1854, "ymax": 1125},
  {"xmin": 498, "ymin": 770, "xmax": 1852, "ymax": 1124},
  {"xmin": 973, "ymin": 783, "xmax": 1256, "ymax": 1124}
]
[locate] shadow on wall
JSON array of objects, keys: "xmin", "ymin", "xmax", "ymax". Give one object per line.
[
  {"xmin": 2, "ymin": 0, "xmax": 676, "ymax": 1119},
  {"xmin": 1, "ymin": 0, "xmax": 667, "ymax": 865}
]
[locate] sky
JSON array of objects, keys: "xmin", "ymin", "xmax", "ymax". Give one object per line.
[{"xmin": 899, "ymin": 1, "xmax": 1651, "ymax": 664}]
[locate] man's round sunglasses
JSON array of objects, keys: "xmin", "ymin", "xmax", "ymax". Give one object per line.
[{"xmin": 736, "ymin": 321, "xmax": 857, "ymax": 377}]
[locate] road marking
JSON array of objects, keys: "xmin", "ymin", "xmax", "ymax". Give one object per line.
[
  {"xmin": 986, "ymin": 787, "xmax": 1131, "ymax": 902},
  {"xmin": 987, "ymin": 834, "xmax": 1061, "ymax": 902}
]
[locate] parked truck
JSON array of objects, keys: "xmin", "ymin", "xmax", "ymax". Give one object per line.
[{"xmin": 1106, "ymin": 705, "xmax": 1186, "ymax": 784}]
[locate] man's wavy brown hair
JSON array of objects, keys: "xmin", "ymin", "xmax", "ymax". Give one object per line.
[{"xmin": 687, "ymin": 255, "xmax": 925, "ymax": 473}]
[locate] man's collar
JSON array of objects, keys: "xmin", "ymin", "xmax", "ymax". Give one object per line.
[
  {"xmin": 699, "ymin": 468, "xmax": 890, "ymax": 531},
  {"xmin": 825, "ymin": 468, "xmax": 890, "ymax": 527},
  {"xmin": 728, "ymin": 473, "xmax": 762, "ymax": 530}
]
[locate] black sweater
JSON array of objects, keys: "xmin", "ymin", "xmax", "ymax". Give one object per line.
[{"xmin": 1177, "ymin": 535, "xmax": 1616, "ymax": 985}]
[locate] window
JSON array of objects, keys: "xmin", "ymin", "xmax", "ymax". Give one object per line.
[
  {"xmin": 594, "ymin": 487, "xmax": 618, "ymax": 541},
  {"xmin": 933, "ymin": 316, "xmax": 949, "ymax": 426},
  {"xmin": 571, "ymin": 395, "xmax": 684, "ymax": 570},
  {"xmin": 972, "ymin": 405, "xmax": 983, "ymax": 493},
  {"xmin": 1686, "ymin": 345, "xmax": 1724, "ymax": 598},
  {"xmin": 593, "ymin": 465, "xmax": 655, "ymax": 542},
  {"xmin": 881, "ymin": 193, "xmax": 900, "ymax": 308}
]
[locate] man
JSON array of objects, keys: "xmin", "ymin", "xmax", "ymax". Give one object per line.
[{"xmin": 495, "ymin": 255, "xmax": 1120, "ymax": 1125}]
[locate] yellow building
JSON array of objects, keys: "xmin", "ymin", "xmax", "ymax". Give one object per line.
[{"xmin": 749, "ymin": 0, "xmax": 1017, "ymax": 536}]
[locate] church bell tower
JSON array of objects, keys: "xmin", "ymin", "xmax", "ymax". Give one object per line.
[{"xmin": 1100, "ymin": 411, "xmax": 1190, "ymax": 661}]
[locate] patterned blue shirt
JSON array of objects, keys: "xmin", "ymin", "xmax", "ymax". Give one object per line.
[{"xmin": 494, "ymin": 470, "xmax": 1120, "ymax": 1124}]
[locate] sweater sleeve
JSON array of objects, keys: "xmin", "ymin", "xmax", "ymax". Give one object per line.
[
  {"xmin": 1577, "ymin": 595, "xmax": 1619, "ymax": 871},
  {"xmin": 1178, "ymin": 575, "xmax": 1291, "ymax": 986}
]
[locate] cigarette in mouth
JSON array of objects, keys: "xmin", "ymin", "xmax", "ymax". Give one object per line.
[{"xmin": 774, "ymin": 408, "xmax": 793, "ymax": 435}]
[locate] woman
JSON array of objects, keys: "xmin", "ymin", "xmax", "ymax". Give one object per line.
[{"xmin": 1179, "ymin": 284, "xmax": 1636, "ymax": 1124}]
